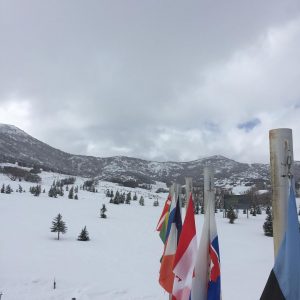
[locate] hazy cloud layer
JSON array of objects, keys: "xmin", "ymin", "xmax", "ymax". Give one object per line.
[{"xmin": 1, "ymin": 0, "xmax": 300, "ymax": 163}]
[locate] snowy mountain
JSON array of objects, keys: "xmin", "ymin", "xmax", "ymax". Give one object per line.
[{"xmin": 0, "ymin": 123, "xmax": 298, "ymax": 187}]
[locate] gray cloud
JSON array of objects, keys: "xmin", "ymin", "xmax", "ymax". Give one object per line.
[
  {"xmin": 1, "ymin": 0, "xmax": 300, "ymax": 163},
  {"xmin": 238, "ymin": 118, "xmax": 261, "ymax": 132}
]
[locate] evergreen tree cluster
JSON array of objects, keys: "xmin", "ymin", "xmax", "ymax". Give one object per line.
[
  {"xmin": 109, "ymin": 190, "xmax": 136, "ymax": 205},
  {"xmin": 82, "ymin": 179, "xmax": 98, "ymax": 192},
  {"xmin": 1, "ymin": 183, "xmax": 13, "ymax": 194},
  {"xmin": 108, "ymin": 189, "xmax": 144, "ymax": 206},
  {"xmin": 106, "ymin": 189, "xmax": 114, "ymax": 198},
  {"xmin": 29, "ymin": 185, "xmax": 42, "ymax": 196},
  {"xmin": 48, "ymin": 185, "xmax": 64, "ymax": 198},
  {"xmin": 54, "ymin": 177, "xmax": 76, "ymax": 187}
]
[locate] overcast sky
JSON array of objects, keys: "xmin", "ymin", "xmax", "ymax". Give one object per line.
[{"xmin": 1, "ymin": 0, "xmax": 300, "ymax": 163}]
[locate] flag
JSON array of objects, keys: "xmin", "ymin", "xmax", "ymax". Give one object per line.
[
  {"xmin": 191, "ymin": 195, "xmax": 221, "ymax": 300},
  {"xmin": 172, "ymin": 193, "xmax": 197, "ymax": 300},
  {"xmin": 260, "ymin": 183, "xmax": 300, "ymax": 300},
  {"xmin": 156, "ymin": 194, "xmax": 172, "ymax": 243},
  {"xmin": 159, "ymin": 196, "xmax": 182, "ymax": 293},
  {"xmin": 156, "ymin": 194, "xmax": 171, "ymax": 231}
]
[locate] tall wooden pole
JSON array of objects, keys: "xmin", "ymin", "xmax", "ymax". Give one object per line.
[
  {"xmin": 204, "ymin": 167, "xmax": 215, "ymax": 212},
  {"xmin": 269, "ymin": 128, "xmax": 294, "ymax": 257},
  {"xmin": 185, "ymin": 177, "xmax": 193, "ymax": 205}
]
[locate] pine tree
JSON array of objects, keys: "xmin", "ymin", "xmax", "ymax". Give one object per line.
[
  {"xmin": 133, "ymin": 192, "xmax": 137, "ymax": 201},
  {"xmin": 74, "ymin": 194, "xmax": 78, "ymax": 200},
  {"xmin": 5, "ymin": 184, "xmax": 12, "ymax": 194},
  {"xmin": 153, "ymin": 199, "xmax": 159, "ymax": 206},
  {"xmin": 106, "ymin": 189, "xmax": 110, "ymax": 197},
  {"xmin": 120, "ymin": 193, "xmax": 125, "ymax": 204},
  {"xmin": 77, "ymin": 226, "xmax": 90, "ymax": 241},
  {"xmin": 263, "ymin": 210, "xmax": 273, "ymax": 237},
  {"xmin": 266, "ymin": 206, "xmax": 271, "ymax": 215},
  {"xmin": 256, "ymin": 206, "xmax": 262, "ymax": 215},
  {"xmin": 34, "ymin": 185, "xmax": 41, "ymax": 196},
  {"xmin": 195, "ymin": 201, "xmax": 200, "ymax": 214},
  {"xmin": 18, "ymin": 184, "xmax": 23, "ymax": 193},
  {"xmin": 100, "ymin": 204, "xmax": 107, "ymax": 218},
  {"xmin": 200, "ymin": 205, "xmax": 204, "ymax": 214},
  {"xmin": 113, "ymin": 191, "xmax": 120, "ymax": 204},
  {"xmin": 1, "ymin": 184, "xmax": 5, "ymax": 193},
  {"xmin": 227, "ymin": 206, "xmax": 237, "ymax": 224},
  {"xmin": 125, "ymin": 192, "xmax": 131, "ymax": 204},
  {"xmin": 68, "ymin": 186, "xmax": 74, "ymax": 199},
  {"xmin": 139, "ymin": 196, "xmax": 145, "ymax": 206},
  {"xmin": 50, "ymin": 214, "xmax": 67, "ymax": 240}
]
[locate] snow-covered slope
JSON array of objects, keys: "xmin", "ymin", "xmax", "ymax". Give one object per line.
[{"xmin": 0, "ymin": 170, "xmax": 286, "ymax": 300}]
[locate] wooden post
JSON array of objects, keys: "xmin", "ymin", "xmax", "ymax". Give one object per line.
[
  {"xmin": 169, "ymin": 183, "xmax": 175, "ymax": 197},
  {"xmin": 269, "ymin": 128, "xmax": 294, "ymax": 257},
  {"xmin": 174, "ymin": 183, "xmax": 181, "ymax": 209},
  {"xmin": 185, "ymin": 177, "xmax": 193, "ymax": 205},
  {"xmin": 204, "ymin": 167, "xmax": 215, "ymax": 212}
]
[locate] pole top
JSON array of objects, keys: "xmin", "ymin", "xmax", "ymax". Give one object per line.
[{"xmin": 269, "ymin": 128, "xmax": 292, "ymax": 136}]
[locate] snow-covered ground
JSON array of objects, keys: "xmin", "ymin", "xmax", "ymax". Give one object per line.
[{"xmin": 0, "ymin": 170, "xmax": 296, "ymax": 300}]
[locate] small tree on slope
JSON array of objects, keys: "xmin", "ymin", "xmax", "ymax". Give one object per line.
[
  {"xmin": 50, "ymin": 213, "xmax": 67, "ymax": 240},
  {"xmin": 78, "ymin": 226, "xmax": 90, "ymax": 241},
  {"xmin": 227, "ymin": 206, "xmax": 237, "ymax": 224},
  {"xmin": 263, "ymin": 210, "xmax": 273, "ymax": 237},
  {"xmin": 100, "ymin": 204, "xmax": 107, "ymax": 218}
]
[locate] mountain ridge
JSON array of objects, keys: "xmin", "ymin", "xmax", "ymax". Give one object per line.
[{"xmin": 0, "ymin": 123, "xmax": 299, "ymax": 186}]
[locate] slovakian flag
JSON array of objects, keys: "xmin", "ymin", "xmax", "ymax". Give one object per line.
[
  {"xmin": 191, "ymin": 195, "xmax": 221, "ymax": 300},
  {"xmin": 172, "ymin": 193, "xmax": 197, "ymax": 300},
  {"xmin": 159, "ymin": 196, "xmax": 182, "ymax": 293},
  {"xmin": 260, "ymin": 183, "xmax": 300, "ymax": 300},
  {"xmin": 156, "ymin": 194, "xmax": 172, "ymax": 244}
]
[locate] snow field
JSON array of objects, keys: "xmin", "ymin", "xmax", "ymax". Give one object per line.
[{"xmin": 0, "ymin": 170, "xmax": 294, "ymax": 299}]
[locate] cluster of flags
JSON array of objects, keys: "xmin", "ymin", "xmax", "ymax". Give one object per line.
[
  {"xmin": 156, "ymin": 180, "xmax": 300, "ymax": 300},
  {"xmin": 156, "ymin": 192, "xmax": 221, "ymax": 300}
]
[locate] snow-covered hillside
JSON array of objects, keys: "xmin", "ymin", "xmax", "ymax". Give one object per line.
[
  {"xmin": 0, "ymin": 123, "xmax": 278, "ymax": 188},
  {"xmin": 0, "ymin": 168, "xmax": 291, "ymax": 300}
]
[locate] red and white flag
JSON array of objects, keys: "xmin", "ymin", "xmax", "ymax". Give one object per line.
[{"xmin": 172, "ymin": 193, "xmax": 197, "ymax": 300}]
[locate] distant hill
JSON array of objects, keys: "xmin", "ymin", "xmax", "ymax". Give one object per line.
[{"xmin": 0, "ymin": 123, "xmax": 299, "ymax": 187}]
